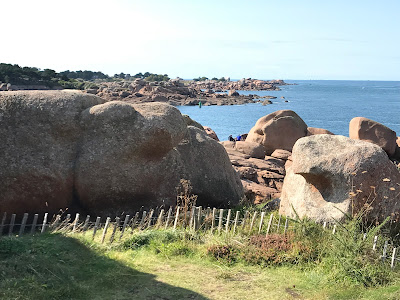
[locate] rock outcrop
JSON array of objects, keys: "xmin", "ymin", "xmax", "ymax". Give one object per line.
[
  {"xmin": 349, "ymin": 117, "xmax": 397, "ymax": 157},
  {"xmin": 203, "ymin": 126, "xmax": 219, "ymax": 141},
  {"xmin": 221, "ymin": 142, "xmax": 286, "ymax": 203},
  {"xmin": 280, "ymin": 134, "xmax": 400, "ymax": 223},
  {"xmin": 246, "ymin": 110, "xmax": 308, "ymax": 155},
  {"xmin": 0, "ymin": 91, "xmax": 243, "ymax": 216},
  {"xmin": 190, "ymin": 78, "xmax": 288, "ymax": 91},
  {"xmin": 0, "ymin": 90, "xmax": 105, "ymax": 215}
]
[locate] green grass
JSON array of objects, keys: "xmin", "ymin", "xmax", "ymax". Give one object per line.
[{"xmin": 0, "ymin": 226, "xmax": 399, "ymax": 300}]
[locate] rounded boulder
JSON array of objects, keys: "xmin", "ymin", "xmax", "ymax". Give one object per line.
[
  {"xmin": 246, "ymin": 110, "xmax": 308, "ymax": 155},
  {"xmin": 349, "ymin": 117, "xmax": 397, "ymax": 157}
]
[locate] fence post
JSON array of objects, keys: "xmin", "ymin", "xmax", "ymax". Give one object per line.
[
  {"xmin": 211, "ymin": 208, "xmax": 216, "ymax": 232},
  {"xmin": 72, "ymin": 213, "xmax": 80, "ymax": 232},
  {"xmin": 193, "ymin": 208, "xmax": 197, "ymax": 231},
  {"xmin": 266, "ymin": 213, "xmax": 274, "ymax": 236},
  {"xmin": 156, "ymin": 210, "xmax": 164, "ymax": 229},
  {"xmin": 92, "ymin": 217, "xmax": 101, "ymax": 240},
  {"xmin": 189, "ymin": 206, "xmax": 195, "ymax": 230},
  {"xmin": 165, "ymin": 207, "xmax": 172, "ymax": 229},
  {"xmin": 83, "ymin": 215, "xmax": 91, "ymax": 232},
  {"xmin": 139, "ymin": 211, "xmax": 147, "ymax": 230},
  {"xmin": 119, "ymin": 215, "xmax": 130, "ymax": 240},
  {"xmin": 332, "ymin": 224, "xmax": 337, "ymax": 235},
  {"xmin": 173, "ymin": 206, "xmax": 180, "ymax": 230},
  {"xmin": 64, "ymin": 214, "xmax": 71, "ymax": 231},
  {"xmin": 277, "ymin": 215, "xmax": 282, "ymax": 232},
  {"xmin": 205, "ymin": 207, "xmax": 211, "ymax": 230},
  {"xmin": 19, "ymin": 213, "xmax": 29, "ymax": 236},
  {"xmin": 322, "ymin": 222, "xmax": 327, "ymax": 229},
  {"xmin": 373, "ymin": 236, "xmax": 378, "ymax": 251},
  {"xmin": 249, "ymin": 211, "xmax": 257, "ymax": 233},
  {"xmin": 217, "ymin": 209, "xmax": 224, "ymax": 234},
  {"xmin": 258, "ymin": 211, "xmax": 265, "ymax": 234},
  {"xmin": 233, "ymin": 211, "xmax": 240, "ymax": 235},
  {"xmin": 382, "ymin": 240, "xmax": 388, "ymax": 261},
  {"xmin": 147, "ymin": 209, "xmax": 154, "ymax": 229},
  {"xmin": 110, "ymin": 217, "xmax": 120, "ymax": 243},
  {"xmin": 0, "ymin": 212, "xmax": 6, "ymax": 236},
  {"xmin": 52, "ymin": 215, "xmax": 61, "ymax": 231},
  {"xmin": 40, "ymin": 213, "xmax": 48, "ymax": 234},
  {"xmin": 284, "ymin": 218, "xmax": 289, "ymax": 234},
  {"xmin": 197, "ymin": 206, "xmax": 202, "ymax": 230},
  {"xmin": 8, "ymin": 214, "xmax": 16, "ymax": 236},
  {"xmin": 31, "ymin": 214, "xmax": 38, "ymax": 234},
  {"xmin": 241, "ymin": 211, "xmax": 249, "ymax": 231},
  {"xmin": 391, "ymin": 248, "xmax": 397, "ymax": 269},
  {"xmin": 363, "ymin": 233, "xmax": 367, "ymax": 240},
  {"xmin": 225, "ymin": 209, "xmax": 232, "ymax": 233},
  {"xmin": 131, "ymin": 212, "xmax": 139, "ymax": 232},
  {"xmin": 101, "ymin": 217, "xmax": 111, "ymax": 244}
]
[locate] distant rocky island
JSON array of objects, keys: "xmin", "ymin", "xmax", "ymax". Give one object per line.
[
  {"xmin": 92, "ymin": 78, "xmax": 289, "ymax": 106},
  {"xmin": 0, "ymin": 63, "xmax": 289, "ymax": 106}
]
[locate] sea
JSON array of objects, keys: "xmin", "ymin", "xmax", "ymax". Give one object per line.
[{"xmin": 178, "ymin": 80, "xmax": 400, "ymax": 141}]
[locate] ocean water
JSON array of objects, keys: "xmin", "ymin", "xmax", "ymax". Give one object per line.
[{"xmin": 178, "ymin": 80, "xmax": 400, "ymax": 141}]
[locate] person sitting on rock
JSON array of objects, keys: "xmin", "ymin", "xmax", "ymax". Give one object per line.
[
  {"xmin": 228, "ymin": 135, "xmax": 235, "ymax": 142},
  {"xmin": 236, "ymin": 135, "xmax": 242, "ymax": 141}
]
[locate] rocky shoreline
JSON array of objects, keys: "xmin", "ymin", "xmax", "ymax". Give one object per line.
[
  {"xmin": 1, "ymin": 89, "xmax": 399, "ymax": 224},
  {"xmin": 94, "ymin": 78, "xmax": 290, "ymax": 106},
  {"xmin": 208, "ymin": 110, "xmax": 400, "ymax": 222},
  {"xmin": 3, "ymin": 78, "xmax": 289, "ymax": 106}
]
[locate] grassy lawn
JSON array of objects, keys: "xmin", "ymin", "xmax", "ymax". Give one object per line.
[{"xmin": 0, "ymin": 230, "xmax": 399, "ymax": 300}]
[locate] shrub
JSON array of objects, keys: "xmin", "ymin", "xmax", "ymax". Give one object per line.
[{"xmin": 207, "ymin": 244, "xmax": 238, "ymax": 264}]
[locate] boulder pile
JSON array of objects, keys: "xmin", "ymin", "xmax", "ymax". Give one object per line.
[
  {"xmin": 83, "ymin": 78, "xmax": 288, "ymax": 106},
  {"xmin": 189, "ymin": 78, "xmax": 287, "ymax": 91},
  {"xmin": 222, "ymin": 109, "xmax": 400, "ymax": 224},
  {"xmin": 221, "ymin": 110, "xmax": 334, "ymax": 203},
  {"xmin": 0, "ymin": 90, "xmax": 243, "ymax": 216}
]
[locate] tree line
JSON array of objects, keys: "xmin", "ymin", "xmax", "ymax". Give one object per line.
[{"xmin": 0, "ymin": 63, "xmax": 171, "ymax": 88}]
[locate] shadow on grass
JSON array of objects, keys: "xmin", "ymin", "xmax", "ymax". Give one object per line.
[{"xmin": 0, "ymin": 233, "xmax": 210, "ymax": 300}]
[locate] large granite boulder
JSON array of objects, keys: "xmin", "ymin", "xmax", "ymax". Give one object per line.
[
  {"xmin": 280, "ymin": 134, "xmax": 400, "ymax": 223},
  {"xmin": 0, "ymin": 92, "xmax": 243, "ymax": 216},
  {"xmin": 234, "ymin": 141, "xmax": 265, "ymax": 159},
  {"xmin": 75, "ymin": 101, "xmax": 243, "ymax": 215},
  {"xmin": 349, "ymin": 117, "xmax": 397, "ymax": 157},
  {"xmin": 0, "ymin": 90, "xmax": 105, "ymax": 215},
  {"xmin": 246, "ymin": 110, "xmax": 308, "ymax": 155},
  {"xmin": 176, "ymin": 127, "xmax": 243, "ymax": 208}
]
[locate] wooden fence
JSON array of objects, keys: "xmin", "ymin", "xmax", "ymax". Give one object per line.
[{"xmin": 0, "ymin": 206, "xmax": 398, "ymax": 270}]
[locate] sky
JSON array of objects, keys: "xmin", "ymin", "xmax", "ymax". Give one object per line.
[{"xmin": 1, "ymin": 0, "xmax": 399, "ymax": 80}]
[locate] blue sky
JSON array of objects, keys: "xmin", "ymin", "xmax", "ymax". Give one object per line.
[{"xmin": 1, "ymin": 0, "xmax": 399, "ymax": 80}]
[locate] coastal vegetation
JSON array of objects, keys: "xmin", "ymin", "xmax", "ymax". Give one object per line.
[
  {"xmin": 0, "ymin": 212, "xmax": 399, "ymax": 299},
  {"xmin": 193, "ymin": 76, "xmax": 227, "ymax": 82},
  {"xmin": 0, "ymin": 63, "xmax": 171, "ymax": 88}
]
